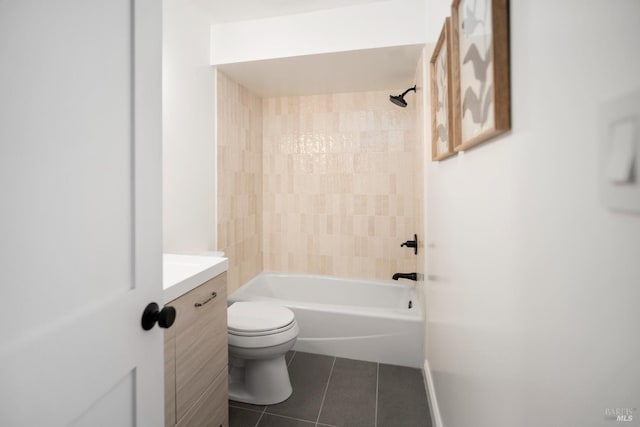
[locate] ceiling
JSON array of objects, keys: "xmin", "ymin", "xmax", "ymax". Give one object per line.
[
  {"xmin": 217, "ymin": 44, "xmax": 424, "ymax": 97},
  {"xmin": 203, "ymin": 0, "xmax": 389, "ymax": 23},
  {"xmin": 205, "ymin": 0, "xmax": 423, "ymax": 97}
]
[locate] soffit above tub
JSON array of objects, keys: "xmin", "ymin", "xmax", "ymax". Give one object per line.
[
  {"xmin": 216, "ymin": 44, "xmax": 424, "ymax": 97},
  {"xmin": 204, "ymin": 0, "xmax": 388, "ymax": 23}
]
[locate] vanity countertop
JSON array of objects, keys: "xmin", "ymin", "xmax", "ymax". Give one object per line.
[{"xmin": 163, "ymin": 253, "xmax": 229, "ymax": 303}]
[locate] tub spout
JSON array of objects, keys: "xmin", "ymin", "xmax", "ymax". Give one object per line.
[{"xmin": 392, "ymin": 272, "xmax": 417, "ymax": 281}]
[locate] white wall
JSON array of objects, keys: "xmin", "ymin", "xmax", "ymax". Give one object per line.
[
  {"xmin": 163, "ymin": 0, "xmax": 217, "ymax": 253},
  {"xmin": 422, "ymin": 1, "xmax": 640, "ymax": 426},
  {"xmin": 210, "ymin": 0, "xmax": 425, "ymax": 65}
]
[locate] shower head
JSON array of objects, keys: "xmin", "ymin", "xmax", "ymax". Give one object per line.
[{"xmin": 389, "ymin": 85, "xmax": 417, "ymax": 108}]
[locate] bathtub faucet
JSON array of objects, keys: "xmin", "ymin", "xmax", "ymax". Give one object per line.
[{"xmin": 392, "ymin": 272, "xmax": 417, "ymax": 281}]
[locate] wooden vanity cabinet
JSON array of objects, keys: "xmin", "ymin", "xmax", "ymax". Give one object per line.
[{"xmin": 165, "ymin": 272, "xmax": 228, "ymax": 427}]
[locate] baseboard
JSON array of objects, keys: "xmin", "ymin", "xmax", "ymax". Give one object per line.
[{"xmin": 422, "ymin": 359, "xmax": 443, "ymax": 427}]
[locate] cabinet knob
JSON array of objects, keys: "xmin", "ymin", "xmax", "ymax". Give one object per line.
[{"xmin": 141, "ymin": 302, "xmax": 177, "ymax": 331}]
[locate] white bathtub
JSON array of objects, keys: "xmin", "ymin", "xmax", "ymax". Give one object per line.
[{"xmin": 228, "ymin": 272, "xmax": 424, "ymax": 368}]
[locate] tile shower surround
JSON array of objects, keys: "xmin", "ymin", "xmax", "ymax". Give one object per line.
[
  {"xmin": 217, "ymin": 70, "xmax": 425, "ymax": 290},
  {"xmin": 217, "ymin": 71, "xmax": 264, "ymax": 293},
  {"xmin": 413, "ymin": 56, "xmax": 426, "ymax": 284},
  {"xmin": 262, "ymin": 91, "xmax": 419, "ymax": 281}
]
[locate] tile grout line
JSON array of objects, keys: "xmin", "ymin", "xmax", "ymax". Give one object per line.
[
  {"xmin": 229, "ymin": 404, "xmax": 264, "ymax": 413},
  {"xmin": 314, "ymin": 356, "xmax": 336, "ymax": 427},
  {"xmin": 287, "ymin": 351, "xmax": 296, "ymax": 367},
  {"xmin": 254, "ymin": 405, "xmax": 267, "ymax": 427},
  {"xmin": 375, "ymin": 362, "xmax": 379, "ymax": 427},
  {"xmin": 260, "ymin": 411, "xmax": 335, "ymax": 426}
]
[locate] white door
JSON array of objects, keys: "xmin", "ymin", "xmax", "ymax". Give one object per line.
[{"xmin": 0, "ymin": 0, "xmax": 164, "ymax": 426}]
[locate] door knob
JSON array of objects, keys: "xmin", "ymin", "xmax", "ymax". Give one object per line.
[{"xmin": 141, "ymin": 302, "xmax": 176, "ymax": 331}]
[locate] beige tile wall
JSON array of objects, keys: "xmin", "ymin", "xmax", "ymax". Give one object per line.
[
  {"xmin": 216, "ymin": 71, "xmax": 263, "ymax": 293},
  {"xmin": 414, "ymin": 56, "xmax": 426, "ymax": 282},
  {"xmin": 262, "ymin": 90, "xmax": 419, "ymax": 280}
]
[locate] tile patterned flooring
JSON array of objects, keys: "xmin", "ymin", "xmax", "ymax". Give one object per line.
[{"xmin": 229, "ymin": 351, "xmax": 432, "ymax": 427}]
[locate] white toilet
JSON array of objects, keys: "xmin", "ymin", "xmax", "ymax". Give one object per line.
[{"xmin": 227, "ymin": 301, "xmax": 299, "ymax": 405}]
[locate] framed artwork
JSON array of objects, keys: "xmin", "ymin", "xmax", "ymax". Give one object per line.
[
  {"xmin": 451, "ymin": 0, "xmax": 510, "ymax": 151},
  {"xmin": 430, "ymin": 18, "xmax": 456, "ymax": 161}
]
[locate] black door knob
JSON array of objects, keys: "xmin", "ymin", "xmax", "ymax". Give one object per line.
[{"xmin": 141, "ymin": 302, "xmax": 177, "ymax": 331}]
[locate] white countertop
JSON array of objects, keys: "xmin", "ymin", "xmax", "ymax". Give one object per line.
[{"xmin": 163, "ymin": 254, "xmax": 229, "ymax": 303}]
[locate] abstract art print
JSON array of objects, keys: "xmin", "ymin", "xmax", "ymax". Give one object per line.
[
  {"xmin": 451, "ymin": 0, "xmax": 510, "ymax": 151},
  {"xmin": 430, "ymin": 18, "xmax": 456, "ymax": 161}
]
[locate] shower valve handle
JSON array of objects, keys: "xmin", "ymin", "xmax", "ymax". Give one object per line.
[{"xmin": 400, "ymin": 234, "xmax": 418, "ymax": 255}]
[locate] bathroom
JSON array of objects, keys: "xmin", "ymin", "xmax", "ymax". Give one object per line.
[
  {"xmin": 1, "ymin": 0, "xmax": 639, "ymax": 426},
  {"xmin": 163, "ymin": 0, "xmax": 640, "ymax": 425},
  {"xmin": 165, "ymin": 0, "xmax": 431, "ymax": 423}
]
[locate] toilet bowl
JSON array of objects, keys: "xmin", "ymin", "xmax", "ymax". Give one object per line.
[{"xmin": 227, "ymin": 301, "xmax": 299, "ymax": 405}]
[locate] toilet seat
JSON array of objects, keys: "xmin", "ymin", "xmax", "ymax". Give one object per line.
[
  {"xmin": 228, "ymin": 321, "xmax": 296, "ymax": 337},
  {"xmin": 228, "ymin": 302, "xmax": 295, "ymax": 336},
  {"xmin": 227, "ymin": 302, "xmax": 299, "ymax": 349}
]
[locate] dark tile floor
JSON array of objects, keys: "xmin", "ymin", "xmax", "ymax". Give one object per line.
[{"xmin": 229, "ymin": 351, "xmax": 432, "ymax": 427}]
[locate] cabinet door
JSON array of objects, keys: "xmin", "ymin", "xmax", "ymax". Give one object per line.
[
  {"xmin": 173, "ymin": 273, "xmax": 228, "ymax": 422},
  {"xmin": 165, "ymin": 325, "xmax": 176, "ymax": 427},
  {"xmin": 176, "ymin": 369, "xmax": 229, "ymax": 427}
]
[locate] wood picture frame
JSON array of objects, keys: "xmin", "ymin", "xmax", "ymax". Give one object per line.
[
  {"xmin": 430, "ymin": 18, "xmax": 456, "ymax": 161},
  {"xmin": 451, "ymin": 0, "xmax": 510, "ymax": 151}
]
